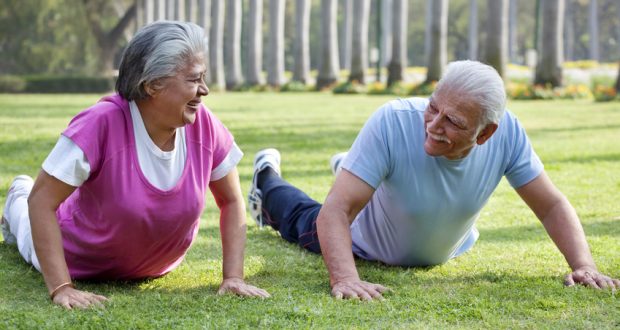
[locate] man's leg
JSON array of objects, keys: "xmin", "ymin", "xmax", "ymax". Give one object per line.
[
  {"xmin": 248, "ymin": 149, "xmax": 322, "ymax": 254},
  {"xmin": 2, "ymin": 175, "xmax": 42, "ymax": 271}
]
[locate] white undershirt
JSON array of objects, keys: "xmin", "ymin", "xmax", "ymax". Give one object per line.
[{"xmin": 42, "ymin": 101, "xmax": 242, "ymax": 190}]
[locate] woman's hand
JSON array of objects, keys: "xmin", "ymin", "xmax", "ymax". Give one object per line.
[
  {"xmin": 52, "ymin": 286, "xmax": 108, "ymax": 309},
  {"xmin": 217, "ymin": 277, "xmax": 270, "ymax": 298}
]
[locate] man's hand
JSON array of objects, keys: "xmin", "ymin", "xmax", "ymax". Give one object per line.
[
  {"xmin": 217, "ymin": 278, "xmax": 271, "ymax": 298},
  {"xmin": 564, "ymin": 266, "xmax": 620, "ymax": 290},
  {"xmin": 52, "ymin": 286, "xmax": 108, "ymax": 309},
  {"xmin": 331, "ymin": 279, "xmax": 389, "ymax": 301}
]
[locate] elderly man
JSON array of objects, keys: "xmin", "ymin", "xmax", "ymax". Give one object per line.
[{"xmin": 248, "ymin": 60, "xmax": 619, "ymax": 300}]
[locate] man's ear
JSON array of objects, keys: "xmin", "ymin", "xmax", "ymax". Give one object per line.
[{"xmin": 476, "ymin": 123, "xmax": 498, "ymax": 145}]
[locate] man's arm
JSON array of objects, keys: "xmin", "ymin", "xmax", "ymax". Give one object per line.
[
  {"xmin": 209, "ymin": 167, "xmax": 270, "ymax": 298},
  {"xmin": 316, "ymin": 169, "xmax": 389, "ymax": 300},
  {"xmin": 516, "ymin": 171, "xmax": 619, "ymax": 289}
]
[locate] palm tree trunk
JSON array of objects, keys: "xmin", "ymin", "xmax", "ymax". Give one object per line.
[
  {"xmin": 468, "ymin": 0, "xmax": 478, "ymax": 60},
  {"xmin": 293, "ymin": 0, "xmax": 311, "ymax": 83},
  {"xmin": 564, "ymin": 0, "xmax": 574, "ymax": 61},
  {"xmin": 155, "ymin": 0, "xmax": 166, "ymax": 21},
  {"xmin": 425, "ymin": 0, "xmax": 447, "ymax": 83},
  {"xmin": 246, "ymin": 0, "xmax": 264, "ymax": 86},
  {"xmin": 534, "ymin": 0, "xmax": 564, "ymax": 87},
  {"xmin": 485, "ymin": 0, "xmax": 508, "ymax": 78},
  {"xmin": 209, "ymin": 0, "xmax": 225, "ymax": 89},
  {"xmin": 588, "ymin": 0, "xmax": 599, "ymax": 61},
  {"xmin": 387, "ymin": 0, "xmax": 407, "ymax": 86},
  {"xmin": 339, "ymin": 0, "xmax": 352, "ymax": 71},
  {"xmin": 508, "ymin": 0, "xmax": 517, "ymax": 63},
  {"xmin": 381, "ymin": 0, "xmax": 392, "ymax": 67},
  {"xmin": 348, "ymin": 0, "xmax": 370, "ymax": 83},
  {"xmin": 197, "ymin": 0, "xmax": 211, "ymax": 84},
  {"xmin": 316, "ymin": 0, "xmax": 339, "ymax": 89},
  {"xmin": 267, "ymin": 0, "xmax": 286, "ymax": 87},
  {"xmin": 225, "ymin": 0, "xmax": 243, "ymax": 89}
]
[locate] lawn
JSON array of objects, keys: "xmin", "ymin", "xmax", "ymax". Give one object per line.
[{"xmin": 0, "ymin": 93, "xmax": 619, "ymax": 329}]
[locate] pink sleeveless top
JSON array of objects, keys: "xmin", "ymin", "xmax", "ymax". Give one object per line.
[{"xmin": 56, "ymin": 94, "xmax": 233, "ymax": 279}]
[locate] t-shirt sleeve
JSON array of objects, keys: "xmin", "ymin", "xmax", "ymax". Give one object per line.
[
  {"xmin": 340, "ymin": 106, "xmax": 392, "ymax": 189},
  {"xmin": 202, "ymin": 107, "xmax": 236, "ymax": 173},
  {"xmin": 42, "ymin": 135, "xmax": 91, "ymax": 187},
  {"xmin": 210, "ymin": 142, "xmax": 243, "ymax": 181},
  {"xmin": 503, "ymin": 113, "xmax": 544, "ymax": 188}
]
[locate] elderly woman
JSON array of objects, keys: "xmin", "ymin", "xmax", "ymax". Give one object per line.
[{"xmin": 1, "ymin": 21, "xmax": 268, "ymax": 309}]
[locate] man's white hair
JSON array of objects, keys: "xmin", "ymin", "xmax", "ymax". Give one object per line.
[{"xmin": 432, "ymin": 60, "xmax": 506, "ymax": 125}]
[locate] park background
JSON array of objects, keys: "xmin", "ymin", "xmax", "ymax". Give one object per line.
[{"xmin": 1, "ymin": 0, "xmax": 620, "ymax": 328}]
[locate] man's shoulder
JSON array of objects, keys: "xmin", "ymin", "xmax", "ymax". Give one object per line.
[{"xmin": 382, "ymin": 97, "xmax": 428, "ymax": 113}]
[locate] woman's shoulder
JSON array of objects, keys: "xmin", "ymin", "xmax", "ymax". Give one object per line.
[{"xmin": 69, "ymin": 95, "xmax": 129, "ymax": 127}]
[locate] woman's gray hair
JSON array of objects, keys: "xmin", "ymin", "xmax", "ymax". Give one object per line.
[
  {"xmin": 432, "ymin": 60, "xmax": 506, "ymax": 125},
  {"xmin": 116, "ymin": 21, "xmax": 207, "ymax": 101}
]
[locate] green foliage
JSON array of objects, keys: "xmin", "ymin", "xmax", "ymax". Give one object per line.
[
  {"xmin": 410, "ymin": 81, "xmax": 438, "ymax": 96},
  {"xmin": 506, "ymin": 83, "xmax": 593, "ymax": 100},
  {"xmin": 22, "ymin": 76, "xmax": 115, "ymax": 93},
  {"xmin": 1, "ymin": 94, "xmax": 619, "ymax": 328},
  {"xmin": 332, "ymin": 81, "xmax": 367, "ymax": 94},
  {"xmin": 0, "ymin": 75, "xmax": 27, "ymax": 93},
  {"xmin": 280, "ymin": 81, "xmax": 312, "ymax": 92}
]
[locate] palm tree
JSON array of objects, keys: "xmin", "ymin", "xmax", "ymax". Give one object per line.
[
  {"xmin": 425, "ymin": 0, "xmax": 447, "ymax": 83},
  {"xmin": 508, "ymin": 0, "xmax": 518, "ymax": 63},
  {"xmin": 485, "ymin": 0, "xmax": 508, "ymax": 78},
  {"xmin": 267, "ymin": 0, "xmax": 286, "ymax": 87},
  {"xmin": 154, "ymin": 0, "xmax": 166, "ymax": 21},
  {"xmin": 174, "ymin": 0, "xmax": 185, "ymax": 21},
  {"xmin": 293, "ymin": 0, "xmax": 311, "ymax": 84},
  {"xmin": 246, "ymin": 0, "xmax": 264, "ymax": 86},
  {"xmin": 588, "ymin": 0, "xmax": 599, "ymax": 61},
  {"xmin": 224, "ymin": 0, "xmax": 243, "ymax": 89},
  {"xmin": 381, "ymin": 0, "xmax": 392, "ymax": 67},
  {"xmin": 348, "ymin": 0, "xmax": 370, "ymax": 83},
  {"xmin": 209, "ymin": 0, "xmax": 225, "ymax": 89},
  {"xmin": 387, "ymin": 0, "xmax": 407, "ymax": 86},
  {"xmin": 564, "ymin": 0, "xmax": 575, "ymax": 61},
  {"xmin": 339, "ymin": 0, "xmax": 352, "ymax": 71},
  {"xmin": 316, "ymin": 0, "xmax": 339, "ymax": 89},
  {"xmin": 197, "ymin": 0, "xmax": 211, "ymax": 84},
  {"xmin": 534, "ymin": 0, "xmax": 564, "ymax": 87},
  {"xmin": 468, "ymin": 0, "xmax": 478, "ymax": 60}
]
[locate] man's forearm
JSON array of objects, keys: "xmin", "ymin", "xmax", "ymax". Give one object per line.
[
  {"xmin": 316, "ymin": 204, "xmax": 360, "ymax": 286},
  {"xmin": 541, "ymin": 198, "xmax": 596, "ymax": 270}
]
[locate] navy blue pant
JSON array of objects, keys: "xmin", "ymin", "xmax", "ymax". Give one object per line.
[{"xmin": 259, "ymin": 173, "xmax": 322, "ymax": 254}]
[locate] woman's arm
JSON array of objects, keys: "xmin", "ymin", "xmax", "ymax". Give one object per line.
[
  {"xmin": 28, "ymin": 171, "xmax": 108, "ymax": 308},
  {"xmin": 209, "ymin": 167, "xmax": 270, "ymax": 298}
]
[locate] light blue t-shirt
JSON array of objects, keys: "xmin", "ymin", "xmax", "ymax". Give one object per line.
[{"xmin": 342, "ymin": 98, "xmax": 543, "ymax": 266}]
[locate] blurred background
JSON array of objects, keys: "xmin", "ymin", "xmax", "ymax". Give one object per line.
[{"xmin": 1, "ymin": 0, "xmax": 619, "ymax": 100}]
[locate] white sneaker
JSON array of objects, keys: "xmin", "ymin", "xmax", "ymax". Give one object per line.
[
  {"xmin": 329, "ymin": 152, "xmax": 348, "ymax": 176},
  {"xmin": 248, "ymin": 149, "xmax": 281, "ymax": 227},
  {"xmin": 2, "ymin": 175, "xmax": 33, "ymax": 245}
]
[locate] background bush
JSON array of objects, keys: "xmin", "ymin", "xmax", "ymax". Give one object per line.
[{"xmin": 23, "ymin": 76, "xmax": 115, "ymax": 93}]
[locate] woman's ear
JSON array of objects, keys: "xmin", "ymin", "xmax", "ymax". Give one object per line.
[{"xmin": 143, "ymin": 79, "xmax": 164, "ymax": 98}]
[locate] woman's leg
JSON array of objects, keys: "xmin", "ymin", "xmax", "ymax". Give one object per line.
[{"xmin": 3, "ymin": 175, "xmax": 41, "ymax": 271}]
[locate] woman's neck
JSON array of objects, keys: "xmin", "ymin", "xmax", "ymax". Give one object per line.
[{"xmin": 135, "ymin": 99, "xmax": 176, "ymax": 151}]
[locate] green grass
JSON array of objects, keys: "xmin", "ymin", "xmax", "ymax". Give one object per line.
[{"xmin": 0, "ymin": 93, "xmax": 619, "ymax": 329}]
